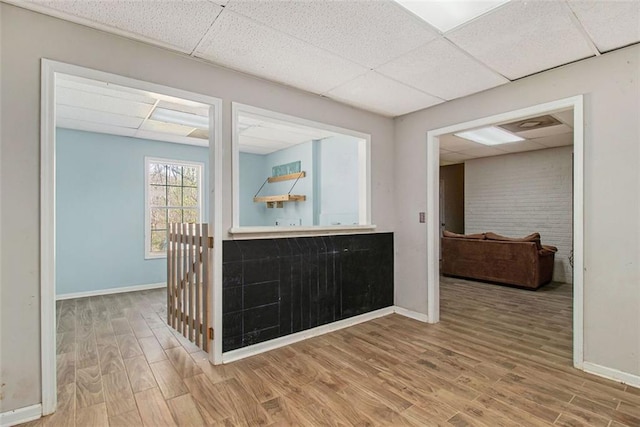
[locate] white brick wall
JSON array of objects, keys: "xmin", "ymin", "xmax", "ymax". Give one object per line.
[{"xmin": 465, "ymin": 146, "xmax": 573, "ymax": 283}]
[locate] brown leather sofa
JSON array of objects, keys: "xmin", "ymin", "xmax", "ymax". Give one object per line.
[{"xmin": 441, "ymin": 231, "xmax": 557, "ymax": 289}]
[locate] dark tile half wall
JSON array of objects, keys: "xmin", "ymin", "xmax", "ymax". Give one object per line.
[{"xmin": 222, "ymin": 233, "xmax": 394, "ymax": 352}]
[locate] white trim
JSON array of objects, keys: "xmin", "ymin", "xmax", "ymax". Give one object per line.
[
  {"xmin": 40, "ymin": 59, "xmax": 57, "ymax": 416},
  {"xmin": 41, "ymin": 59, "xmax": 224, "ymax": 410},
  {"xmin": 231, "ymin": 102, "xmax": 373, "ymax": 231},
  {"xmin": 0, "ymin": 404, "xmax": 42, "ymax": 427},
  {"xmin": 222, "ymin": 307, "xmax": 394, "ymax": 363},
  {"xmin": 210, "ymin": 98, "xmax": 224, "ymax": 365},
  {"xmin": 582, "ymin": 362, "xmax": 640, "ymax": 389},
  {"xmin": 394, "ymin": 306, "xmax": 429, "ymax": 323},
  {"xmin": 56, "ymin": 282, "xmax": 166, "ymax": 300},
  {"xmin": 144, "ymin": 156, "xmax": 204, "ymax": 259},
  {"xmin": 229, "ymin": 224, "xmax": 377, "ymax": 236},
  {"xmin": 425, "ymin": 95, "xmax": 585, "ymax": 369}
]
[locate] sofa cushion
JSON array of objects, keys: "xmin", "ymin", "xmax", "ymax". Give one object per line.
[
  {"xmin": 485, "ymin": 232, "xmax": 540, "ymax": 242},
  {"xmin": 443, "ymin": 230, "xmax": 485, "ymax": 239}
]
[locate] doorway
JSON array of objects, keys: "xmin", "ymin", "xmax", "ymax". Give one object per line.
[
  {"xmin": 425, "ymin": 96, "xmax": 585, "ymax": 369},
  {"xmin": 40, "ymin": 60, "xmax": 223, "ymax": 415}
]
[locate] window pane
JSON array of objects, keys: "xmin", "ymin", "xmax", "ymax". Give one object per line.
[
  {"xmin": 149, "ymin": 163, "xmax": 166, "ymax": 185},
  {"xmin": 183, "ymin": 187, "xmax": 198, "ymax": 207},
  {"xmin": 183, "ymin": 167, "xmax": 198, "ymax": 187},
  {"xmin": 149, "ymin": 185, "xmax": 166, "ymax": 207},
  {"xmin": 168, "ymin": 208, "xmax": 183, "ymax": 224},
  {"xmin": 184, "ymin": 209, "xmax": 199, "ymax": 224},
  {"xmin": 151, "ymin": 230, "xmax": 167, "ymax": 253},
  {"xmin": 167, "ymin": 186, "xmax": 182, "ymax": 207},
  {"xmin": 150, "ymin": 208, "xmax": 167, "ymax": 231},
  {"xmin": 167, "ymin": 165, "xmax": 183, "ymax": 186}
]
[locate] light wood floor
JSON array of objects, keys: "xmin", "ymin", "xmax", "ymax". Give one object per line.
[{"xmin": 24, "ymin": 279, "xmax": 640, "ymax": 426}]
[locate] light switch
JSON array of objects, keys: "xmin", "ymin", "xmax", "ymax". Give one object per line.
[{"xmin": 419, "ymin": 212, "xmax": 426, "ymax": 223}]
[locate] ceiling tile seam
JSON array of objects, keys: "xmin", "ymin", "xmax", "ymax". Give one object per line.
[
  {"xmin": 189, "ymin": 5, "xmax": 226, "ymax": 56},
  {"xmin": 562, "ymin": 0, "xmax": 602, "ymax": 56},
  {"xmin": 58, "ymin": 117, "xmax": 141, "ymax": 130},
  {"xmin": 439, "ymin": 36, "xmax": 512, "ymax": 83},
  {"xmin": 391, "ymin": 1, "xmax": 444, "ymax": 37},
  {"xmin": 440, "ymin": 0, "xmax": 513, "ymax": 37},
  {"xmin": 6, "ymin": 1, "xmax": 194, "ymax": 55},
  {"xmin": 344, "ymin": 70, "xmax": 447, "ymax": 103},
  {"xmin": 139, "ymin": 99, "xmax": 161, "ymax": 132},
  {"xmin": 215, "ymin": 9, "xmax": 388, "ymax": 70}
]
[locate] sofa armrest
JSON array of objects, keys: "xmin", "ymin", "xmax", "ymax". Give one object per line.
[
  {"xmin": 542, "ymin": 244, "xmax": 558, "ymax": 252},
  {"xmin": 538, "ymin": 248, "xmax": 556, "ymax": 257}
]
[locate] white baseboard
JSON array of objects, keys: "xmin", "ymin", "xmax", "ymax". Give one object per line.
[
  {"xmin": 0, "ymin": 404, "xmax": 41, "ymax": 427},
  {"xmin": 222, "ymin": 306, "xmax": 394, "ymax": 363},
  {"xmin": 393, "ymin": 306, "xmax": 429, "ymax": 322},
  {"xmin": 56, "ymin": 282, "xmax": 166, "ymax": 300},
  {"xmin": 582, "ymin": 362, "xmax": 640, "ymax": 389}
]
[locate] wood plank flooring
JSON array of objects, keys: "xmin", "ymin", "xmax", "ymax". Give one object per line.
[{"xmin": 24, "ymin": 278, "xmax": 640, "ymax": 426}]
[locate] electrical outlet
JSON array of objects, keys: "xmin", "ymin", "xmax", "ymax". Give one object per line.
[{"xmin": 419, "ymin": 212, "xmax": 426, "ymax": 223}]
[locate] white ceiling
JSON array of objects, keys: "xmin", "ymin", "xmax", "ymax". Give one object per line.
[
  {"xmin": 16, "ymin": 0, "xmax": 640, "ymax": 117},
  {"xmin": 56, "ymin": 74, "xmax": 211, "ymax": 146},
  {"xmin": 440, "ymin": 110, "xmax": 574, "ymax": 165},
  {"xmin": 238, "ymin": 113, "xmax": 338, "ymax": 155}
]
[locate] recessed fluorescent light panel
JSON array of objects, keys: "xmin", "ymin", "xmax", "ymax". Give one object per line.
[
  {"xmin": 395, "ymin": 0, "xmax": 511, "ymax": 33},
  {"xmin": 455, "ymin": 126, "xmax": 524, "ymax": 145},
  {"xmin": 150, "ymin": 107, "xmax": 209, "ymax": 129}
]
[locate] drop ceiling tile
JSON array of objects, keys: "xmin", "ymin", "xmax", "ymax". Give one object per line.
[
  {"xmin": 241, "ymin": 127, "xmax": 312, "ymax": 145},
  {"xmin": 552, "ymin": 110, "xmax": 574, "ymax": 128},
  {"xmin": 457, "ymin": 146, "xmax": 506, "ymax": 158},
  {"xmin": 57, "ymin": 75, "xmax": 157, "ymax": 105},
  {"xmin": 516, "ymin": 124, "xmax": 572, "ymax": 139},
  {"xmin": 326, "ymin": 71, "xmax": 444, "ymax": 117},
  {"xmin": 377, "ymin": 38, "xmax": 509, "ymax": 100},
  {"xmin": 240, "ymin": 136, "xmax": 291, "ymax": 151},
  {"xmin": 57, "ymin": 117, "xmax": 137, "ymax": 138},
  {"xmin": 31, "ymin": 0, "xmax": 223, "ymax": 52},
  {"xmin": 57, "ymin": 87, "xmax": 155, "ymax": 118},
  {"xmin": 57, "ymin": 104, "xmax": 144, "ymax": 129},
  {"xmin": 532, "ymin": 133, "xmax": 574, "ymax": 148},
  {"xmin": 439, "ymin": 134, "xmax": 484, "ymax": 152},
  {"xmin": 140, "ymin": 119, "xmax": 196, "ymax": 136},
  {"xmin": 495, "ymin": 140, "xmax": 547, "ymax": 153},
  {"xmin": 135, "ymin": 130, "xmax": 208, "ymax": 147},
  {"xmin": 568, "ymin": 0, "xmax": 640, "ymax": 52},
  {"xmin": 446, "ymin": 1, "xmax": 595, "ymax": 79},
  {"xmin": 226, "ymin": 0, "xmax": 439, "ymax": 68},
  {"xmin": 240, "ymin": 147, "xmax": 272, "ymax": 155},
  {"xmin": 194, "ymin": 11, "xmax": 367, "ymax": 95}
]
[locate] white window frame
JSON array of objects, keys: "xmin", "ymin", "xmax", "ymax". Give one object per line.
[
  {"xmin": 231, "ymin": 103, "xmax": 374, "ymax": 234},
  {"xmin": 144, "ymin": 156, "xmax": 204, "ymax": 259}
]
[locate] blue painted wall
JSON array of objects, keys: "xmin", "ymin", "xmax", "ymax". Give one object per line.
[
  {"xmin": 56, "ymin": 128, "xmax": 209, "ymax": 295},
  {"xmin": 239, "ymin": 141, "xmax": 314, "ymax": 226},
  {"xmin": 239, "ymin": 152, "xmax": 268, "ymax": 226}
]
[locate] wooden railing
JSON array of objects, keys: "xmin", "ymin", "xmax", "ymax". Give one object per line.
[{"xmin": 167, "ymin": 223, "xmax": 212, "ymax": 351}]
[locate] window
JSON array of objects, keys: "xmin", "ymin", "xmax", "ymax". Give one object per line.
[
  {"xmin": 145, "ymin": 157, "xmax": 203, "ymax": 258},
  {"xmin": 232, "ymin": 103, "xmax": 372, "ymax": 231}
]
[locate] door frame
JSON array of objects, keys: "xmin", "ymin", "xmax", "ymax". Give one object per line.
[
  {"xmin": 40, "ymin": 59, "xmax": 224, "ymax": 415},
  {"xmin": 425, "ymin": 95, "xmax": 585, "ymax": 369}
]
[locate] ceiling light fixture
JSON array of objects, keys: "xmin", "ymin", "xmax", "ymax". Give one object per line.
[
  {"xmin": 455, "ymin": 126, "xmax": 524, "ymax": 145},
  {"xmin": 394, "ymin": 0, "xmax": 511, "ymax": 33},
  {"xmin": 150, "ymin": 107, "xmax": 209, "ymax": 129}
]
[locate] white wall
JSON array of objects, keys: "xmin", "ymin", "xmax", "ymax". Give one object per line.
[
  {"xmin": 0, "ymin": 4, "xmax": 395, "ymax": 413},
  {"xmin": 394, "ymin": 44, "xmax": 640, "ymax": 377},
  {"xmin": 465, "ymin": 146, "xmax": 573, "ymax": 283}
]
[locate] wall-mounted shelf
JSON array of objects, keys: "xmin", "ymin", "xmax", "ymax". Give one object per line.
[
  {"xmin": 254, "ymin": 194, "xmax": 306, "ymax": 208},
  {"xmin": 267, "ymin": 172, "xmax": 305, "ymax": 183},
  {"xmin": 254, "ymin": 171, "xmax": 307, "ymax": 208}
]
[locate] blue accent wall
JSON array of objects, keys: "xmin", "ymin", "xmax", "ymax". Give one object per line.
[{"xmin": 56, "ymin": 128, "xmax": 209, "ymax": 295}]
